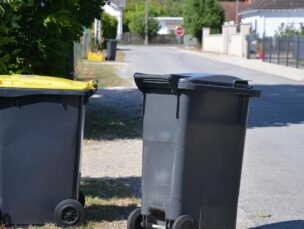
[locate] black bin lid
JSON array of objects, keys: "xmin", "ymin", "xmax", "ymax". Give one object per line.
[
  {"xmin": 177, "ymin": 73, "xmax": 260, "ymax": 97},
  {"xmin": 134, "ymin": 73, "xmax": 261, "ymax": 97}
]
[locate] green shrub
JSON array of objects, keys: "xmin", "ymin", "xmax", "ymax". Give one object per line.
[
  {"xmin": 183, "ymin": 0, "xmax": 224, "ymax": 42},
  {"xmin": 102, "ymin": 12, "xmax": 118, "ymax": 40},
  {"xmin": 275, "ymin": 23, "xmax": 300, "ymax": 37},
  {"xmin": 127, "ymin": 6, "xmax": 160, "ymax": 39},
  {"xmin": 0, "ymin": 0, "xmax": 107, "ymax": 77}
]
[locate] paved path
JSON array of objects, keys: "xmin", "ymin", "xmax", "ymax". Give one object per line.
[{"xmin": 119, "ymin": 45, "xmax": 304, "ymax": 228}]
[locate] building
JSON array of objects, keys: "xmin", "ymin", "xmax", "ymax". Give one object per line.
[
  {"xmin": 103, "ymin": 0, "xmax": 125, "ymax": 40},
  {"xmin": 220, "ymin": 0, "xmax": 252, "ymax": 23},
  {"xmin": 155, "ymin": 17, "xmax": 184, "ymax": 35},
  {"xmin": 239, "ymin": 0, "xmax": 304, "ymax": 37}
]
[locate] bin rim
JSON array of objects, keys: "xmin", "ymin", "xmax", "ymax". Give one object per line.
[
  {"xmin": 177, "ymin": 74, "xmax": 261, "ymax": 97},
  {"xmin": 134, "ymin": 72, "xmax": 261, "ymax": 97},
  {"xmin": 0, "ymin": 75, "xmax": 98, "ymax": 91}
]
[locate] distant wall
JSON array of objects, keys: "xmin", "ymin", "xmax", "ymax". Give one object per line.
[
  {"xmin": 202, "ymin": 29, "xmax": 226, "ymax": 53},
  {"xmin": 228, "ymin": 34, "xmax": 242, "ymax": 56},
  {"xmin": 202, "ymin": 23, "xmax": 251, "ymax": 57}
]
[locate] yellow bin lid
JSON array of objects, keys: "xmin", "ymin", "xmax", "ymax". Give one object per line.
[{"xmin": 0, "ymin": 75, "xmax": 98, "ymax": 90}]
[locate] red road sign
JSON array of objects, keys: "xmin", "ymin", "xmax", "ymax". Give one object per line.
[{"xmin": 175, "ymin": 26, "xmax": 184, "ymax": 37}]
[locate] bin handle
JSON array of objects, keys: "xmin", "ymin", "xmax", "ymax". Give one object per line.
[
  {"xmin": 233, "ymin": 80, "xmax": 252, "ymax": 89},
  {"xmin": 88, "ymin": 79, "xmax": 99, "ymax": 90}
]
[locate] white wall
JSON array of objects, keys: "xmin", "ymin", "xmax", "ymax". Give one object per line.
[
  {"xmin": 204, "ymin": 35, "xmax": 226, "ymax": 53},
  {"xmin": 202, "ymin": 24, "xmax": 251, "ymax": 57},
  {"xmin": 241, "ymin": 9, "xmax": 304, "ymax": 37},
  {"xmin": 228, "ymin": 34, "xmax": 242, "ymax": 56}
]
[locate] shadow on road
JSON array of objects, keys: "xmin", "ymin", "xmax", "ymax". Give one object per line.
[
  {"xmin": 84, "ymin": 84, "xmax": 304, "ymax": 140},
  {"xmin": 248, "ymin": 84, "xmax": 304, "ymax": 128},
  {"xmin": 84, "ymin": 88, "xmax": 143, "ymax": 140},
  {"xmin": 250, "ymin": 220, "xmax": 304, "ymax": 229}
]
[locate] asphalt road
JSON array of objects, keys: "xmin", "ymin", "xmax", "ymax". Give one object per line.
[{"xmin": 120, "ymin": 45, "xmax": 304, "ymax": 228}]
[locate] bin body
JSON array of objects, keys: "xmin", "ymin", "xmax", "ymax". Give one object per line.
[
  {"xmin": 135, "ymin": 73, "xmax": 260, "ymax": 229},
  {"xmin": 0, "ymin": 75, "xmax": 97, "ymax": 225},
  {"xmin": 106, "ymin": 39, "xmax": 117, "ymax": 61}
]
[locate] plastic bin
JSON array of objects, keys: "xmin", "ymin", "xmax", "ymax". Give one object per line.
[
  {"xmin": 105, "ymin": 39, "xmax": 117, "ymax": 61},
  {"xmin": 128, "ymin": 73, "xmax": 260, "ymax": 229},
  {"xmin": 0, "ymin": 75, "xmax": 98, "ymax": 227}
]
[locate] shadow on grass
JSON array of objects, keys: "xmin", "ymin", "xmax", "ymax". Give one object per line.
[
  {"xmin": 81, "ymin": 177, "xmax": 141, "ymax": 199},
  {"xmin": 250, "ymin": 220, "xmax": 304, "ymax": 229},
  {"xmin": 85, "ymin": 204, "xmax": 138, "ymax": 222},
  {"xmin": 84, "ymin": 88, "xmax": 143, "ymax": 140},
  {"xmin": 80, "ymin": 177, "xmax": 141, "ymax": 223}
]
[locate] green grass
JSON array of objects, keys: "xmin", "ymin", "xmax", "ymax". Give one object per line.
[
  {"xmin": 81, "ymin": 178, "xmax": 140, "ymax": 228},
  {"xmin": 76, "ymin": 51, "xmax": 129, "ymax": 87},
  {"xmin": 27, "ymin": 178, "xmax": 140, "ymax": 229},
  {"xmin": 115, "ymin": 50, "xmax": 125, "ymax": 62}
]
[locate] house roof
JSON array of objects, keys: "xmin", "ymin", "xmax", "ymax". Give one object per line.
[
  {"xmin": 110, "ymin": 0, "xmax": 125, "ymax": 8},
  {"xmin": 220, "ymin": 2, "xmax": 251, "ymax": 21},
  {"xmin": 241, "ymin": 0, "xmax": 304, "ymax": 14}
]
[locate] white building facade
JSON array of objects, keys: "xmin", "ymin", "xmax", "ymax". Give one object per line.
[
  {"xmin": 155, "ymin": 17, "xmax": 184, "ymax": 35},
  {"xmin": 239, "ymin": 0, "xmax": 304, "ymax": 37}
]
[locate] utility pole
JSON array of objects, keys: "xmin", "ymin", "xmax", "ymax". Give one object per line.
[
  {"xmin": 236, "ymin": 0, "xmax": 239, "ymax": 24},
  {"xmin": 144, "ymin": 0, "xmax": 149, "ymax": 45}
]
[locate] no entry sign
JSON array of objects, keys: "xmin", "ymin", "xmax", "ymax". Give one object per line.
[{"xmin": 175, "ymin": 26, "xmax": 184, "ymax": 37}]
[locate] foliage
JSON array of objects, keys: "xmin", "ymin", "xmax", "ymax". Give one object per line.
[
  {"xmin": 0, "ymin": 0, "xmax": 107, "ymax": 77},
  {"xmin": 123, "ymin": 0, "xmax": 183, "ymax": 33},
  {"xmin": 126, "ymin": 5, "xmax": 160, "ymax": 39},
  {"xmin": 183, "ymin": 0, "xmax": 224, "ymax": 42},
  {"xmin": 101, "ymin": 12, "xmax": 118, "ymax": 39},
  {"xmin": 0, "ymin": 0, "xmax": 22, "ymax": 73},
  {"xmin": 275, "ymin": 23, "xmax": 301, "ymax": 38},
  {"xmin": 124, "ymin": 0, "xmax": 183, "ymax": 18}
]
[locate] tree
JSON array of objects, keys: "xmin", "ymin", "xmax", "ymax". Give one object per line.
[
  {"xmin": 184, "ymin": 0, "xmax": 224, "ymax": 42},
  {"xmin": 0, "ymin": 0, "xmax": 107, "ymax": 77},
  {"xmin": 126, "ymin": 6, "xmax": 160, "ymax": 39},
  {"xmin": 275, "ymin": 23, "xmax": 300, "ymax": 37},
  {"xmin": 301, "ymin": 23, "xmax": 304, "ymax": 36},
  {"xmin": 0, "ymin": 0, "xmax": 22, "ymax": 73},
  {"xmin": 101, "ymin": 12, "xmax": 118, "ymax": 39}
]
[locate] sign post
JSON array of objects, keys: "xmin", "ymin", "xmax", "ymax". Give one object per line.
[{"xmin": 175, "ymin": 26, "xmax": 184, "ymax": 46}]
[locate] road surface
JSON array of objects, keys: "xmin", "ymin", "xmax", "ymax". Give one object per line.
[{"xmin": 119, "ymin": 45, "xmax": 304, "ymax": 228}]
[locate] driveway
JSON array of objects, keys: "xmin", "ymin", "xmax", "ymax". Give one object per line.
[{"xmin": 84, "ymin": 45, "xmax": 304, "ymax": 228}]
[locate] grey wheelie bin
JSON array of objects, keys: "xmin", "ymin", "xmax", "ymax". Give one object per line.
[
  {"xmin": 105, "ymin": 39, "xmax": 117, "ymax": 61},
  {"xmin": 127, "ymin": 73, "xmax": 260, "ymax": 229},
  {"xmin": 0, "ymin": 75, "xmax": 98, "ymax": 227}
]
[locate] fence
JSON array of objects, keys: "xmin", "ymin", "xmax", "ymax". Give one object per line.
[
  {"xmin": 73, "ymin": 29, "xmax": 91, "ymax": 78},
  {"xmin": 120, "ymin": 33, "xmax": 183, "ymax": 45},
  {"xmin": 263, "ymin": 36, "xmax": 304, "ymax": 69}
]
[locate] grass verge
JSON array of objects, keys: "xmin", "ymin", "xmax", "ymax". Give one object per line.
[
  {"xmin": 76, "ymin": 51, "xmax": 129, "ymax": 87},
  {"xmin": 28, "ymin": 178, "xmax": 140, "ymax": 229}
]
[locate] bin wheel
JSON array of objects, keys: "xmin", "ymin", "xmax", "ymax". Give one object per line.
[
  {"xmin": 79, "ymin": 191, "xmax": 85, "ymax": 206},
  {"xmin": 127, "ymin": 208, "xmax": 144, "ymax": 229},
  {"xmin": 2, "ymin": 213, "xmax": 12, "ymax": 226},
  {"xmin": 172, "ymin": 215, "xmax": 195, "ymax": 229},
  {"xmin": 54, "ymin": 199, "xmax": 84, "ymax": 227}
]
